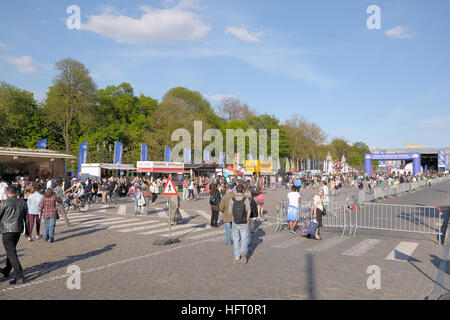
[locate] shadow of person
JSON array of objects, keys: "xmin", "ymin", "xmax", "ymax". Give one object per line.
[
  {"xmin": 246, "ymin": 221, "xmax": 266, "ymax": 263},
  {"xmin": 22, "ymin": 244, "xmax": 116, "ymax": 281}
]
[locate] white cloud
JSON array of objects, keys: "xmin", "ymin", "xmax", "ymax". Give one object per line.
[
  {"xmin": 203, "ymin": 94, "xmax": 235, "ymax": 101},
  {"xmin": 0, "ymin": 42, "xmax": 7, "ymax": 49},
  {"xmin": 6, "ymin": 55, "xmax": 37, "ymax": 74},
  {"xmin": 385, "ymin": 26, "xmax": 415, "ymax": 39},
  {"xmin": 413, "ymin": 115, "xmax": 450, "ymax": 129},
  {"xmin": 225, "ymin": 26, "xmax": 264, "ymax": 43},
  {"xmin": 82, "ymin": 3, "xmax": 210, "ymax": 44}
]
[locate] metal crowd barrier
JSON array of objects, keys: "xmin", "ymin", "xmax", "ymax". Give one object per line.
[
  {"xmin": 352, "ymin": 203, "xmax": 444, "ymax": 243},
  {"xmin": 275, "ymin": 200, "xmax": 353, "ymax": 235},
  {"xmin": 275, "ymin": 200, "xmax": 313, "ymax": 232}
]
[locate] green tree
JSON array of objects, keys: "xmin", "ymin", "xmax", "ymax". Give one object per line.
[
  {"xmin": 0, "ymin": 82, "xmax": 43, "ymax": 148},
  {"xmin": 43, "ymin": 58, "xmax": 97, "ymax": 153}
]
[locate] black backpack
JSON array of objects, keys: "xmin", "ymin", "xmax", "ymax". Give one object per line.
[
  {"xmin": 209, "ymin": 191, "xmax": 221, "ymax": 206},
  {"xmin": 232, "ymin": 198, "xmax": 247, "ymax": 224}
]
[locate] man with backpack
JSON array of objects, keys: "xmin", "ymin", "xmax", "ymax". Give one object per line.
[{"xmin": 228, "ymin": 184, "xmax": 251, "ymax": 263}]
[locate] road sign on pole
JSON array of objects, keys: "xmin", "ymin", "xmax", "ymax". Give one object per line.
[
  {"xmin": 161, "ymin": 177, "xmax": 178, "ymax": 196},
  {"xmin": 154, "ymin": 176, "xmax": 180, "ymax": 246}
]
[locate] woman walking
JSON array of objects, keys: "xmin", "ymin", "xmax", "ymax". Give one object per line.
[
  {"xmin": 39, "ymin": 188, "xmax": 62, "ymax": 243},
  {"xmin": 26, "ymin": 184, "xmax": 43, "ymax": 240},
  {"xmin": 209, "ymin": 184, "xmax": 221, "ymax": 227},
  {"xmin": 312, "ymin": 189, "xmax": 325, "ymax": 240},
  {"xmin": 286, "ymin": 186, "xmax": 301, "ymax": 234},
  {"xmin": 54, "ymin": 179, "xmax": 70, "ymax": 227}
]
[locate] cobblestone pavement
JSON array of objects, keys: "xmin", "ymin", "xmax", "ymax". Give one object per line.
[{"xmin": 0, "ymin": 183, "xmax": 448, "ymax": 300}]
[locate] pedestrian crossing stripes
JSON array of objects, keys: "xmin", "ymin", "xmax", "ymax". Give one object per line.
[
  {"xmin": 138, "ymin": 223, "xmax": 210, "ymax": 235},
  {"xmin": 307, "ymin": 236, "xmax": 348, "ymax": 253},
  {"xmin": 116, "ymin": 221, "xmax": 167, "ymax": 234},
  {"xmin": 342, "ymin": 239, "xmax": 382, "ymax": 257},
  {"xmin": 57, "ymin": 206, "xmax": 426, "ymax": 264},
  {"xmin": 196, "ymin": 210, "xmax": 211, "ymax": 220},
  {"xmin": 385, "ymin": 242, "xmax": 419, "ymax": 262}
]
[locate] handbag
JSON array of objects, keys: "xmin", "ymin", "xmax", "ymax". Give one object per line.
[{"xmin": 321, "ymin": 199, "xmax": 327, "ymax": 216}]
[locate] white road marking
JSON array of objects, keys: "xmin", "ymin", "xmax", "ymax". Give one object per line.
[
  {"xmin": 385, "ymin": 242, "xmax": 419, "ymax": 261},
  {"xmin": 342, "ymin": 239, "xmax": 382, "ymax": 257},
  {"xmin": 117, "ymin": 222, "xmax": 168, "ymax": 233},
  {"xmin": 307, "ymin": 236, "xmax": 347, "ymax": 253},
  {"xmin": 138, "ymin": 223, "xmax": 211, "ymax": 235},
  {"xmin": 179, "ymin": 209, "xmax": 191, "ymax": 219},
  {"xmin": 186, "ymin": 230, "xmax": 224, "ymax": 240},
  {"xmin": 271, "ymin": 237, "xmax": 306, "ymax": 249},
  {"xmin": 66, "ymin": 217, "xmax": 124, "ymax": 226},
  {"xmin": 108, "ymin": 220, "xmax": 161, "ymax": 230},
  {"xmin": 196, "ymin": 210, "xmax": 211, "ymax": 220}
]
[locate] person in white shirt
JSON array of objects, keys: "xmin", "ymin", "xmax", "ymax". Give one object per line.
[
  {"xmin": 0, "ymin": 179, "xmax": 8, "ymax": 201},
  {"xmin": 312, "ymin": 189, "xmax": 325, "ymax": 240},
  {"xmin": 322, "ymin": 181, "xmax": 329, "ymax": 205},
  {"xmin": 286, "ymin": 186, "xmax": 302, "ymax": 234}
]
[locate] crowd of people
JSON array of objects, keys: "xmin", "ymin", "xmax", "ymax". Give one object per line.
[{"xmin": 0, "ymin": 169, "xmax": 448, "ymax": 282}]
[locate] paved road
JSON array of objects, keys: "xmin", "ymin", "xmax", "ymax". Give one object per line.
[{"xmin": 0, "ymin": 183, "xmax": 448, "ymax": 300}]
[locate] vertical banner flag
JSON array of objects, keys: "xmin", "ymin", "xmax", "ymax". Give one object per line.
[
  {"xmin": 164, "ymin": 146, "xmax": 171, "ymax": 162},
  {"xmin": 37, "ymin": 139, "xmax": 47, "ymax": 149},
  {"xmin": 77, "ymin": 142, "xmax": 88, "ymax": 178},
  {"xmin": 446, "ymin": 154, "xmax": 449, "ymax": 172},
  {"xmin": 219, "ymin": 152, "xmax": 225, "ymax": 167},
  {"xmin": 297, "ymin": 158, "xmax": 299, "ymax": 172},
  {"xmin": 269, "ymin": 156, "xmax": 273, "ymax": 171},
  {"xmin": 424, "ymin": 165, "xmax": 428, "ymax": 174},
  {"xmin": 379, "ymin": 150, "xmax": 386, "ymax": 167},
  {"xmin": 141, "ymin": 144, "xmax": 148, "ymax": 161},
  {"xmin": 277, "ymin": 158, "xmax": 280, "ymax": 171},
  {"xmin": 248, "ymin": 154, "xmax": 253, "ymax": 160},
  {"xmin": 259, "ymin": 155, "xmax": 264, "ymax": 161},
  {"xmin": 285, "ymin": 158, "xmax": 289, "ymax": 172},
  {"xmin": 184, "ymin": 148, "xmax": 191, "ymax": 164},
  {"xmin": 438, "ymin": 150, "xmax": 446, "ymax": 168},
  {"xmin": 307, "ymin": 158, "xmax": 311, "ymax": 170},
  {"xmin": 204, "ymin": 149, "xmax": 210, "ymax": 162},
  {"xmin": 114, "ymin": 142, "xmax": 123, "ymax": 164},
  {"xmin": 300, "ymin": 158, "xmax": 303, "ymax": 170}
]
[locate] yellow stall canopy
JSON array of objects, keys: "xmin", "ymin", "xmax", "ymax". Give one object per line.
[{"xmin": 245, "ymin": 160, "xmax": 272, "ymax": 174}]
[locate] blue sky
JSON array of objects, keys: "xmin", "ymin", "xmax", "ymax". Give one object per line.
[{"xmin": 1, "ymin": 0, "xmax": 449, "ymax": 149}]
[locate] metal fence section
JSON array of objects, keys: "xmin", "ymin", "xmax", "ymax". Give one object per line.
[
  {"xmin": 353, "ymin": 203, "xmax": 444, "ymax": 243},
  {"xmin": 275, "ymin": 200, "xmax": 353, "ymax": 235},
  {"xmin": 275, "ymin": 200, "xmax": 313, "ymax": 232}
]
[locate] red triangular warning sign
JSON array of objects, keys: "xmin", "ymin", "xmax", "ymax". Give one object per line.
[{"xmin": 161, "ymin": 177, "xmax": 178, "ymax": 196}]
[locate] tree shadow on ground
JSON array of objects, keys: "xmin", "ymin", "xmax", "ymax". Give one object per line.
[{"xmin": 14, "ymin": 244, "xmax": 117, "ymax": 282}]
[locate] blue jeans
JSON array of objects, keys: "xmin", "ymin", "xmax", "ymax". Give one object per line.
[
  {"xmin": 225, "ymin": 222, "xmax": 233, "ymax": 245},
  {"xmin": 43, "ymin": 216, "xmax": 57, "ymax": 242},
  {"xmin": 232, "ymin": 223, "xmax": 250, "ymax": 259}
]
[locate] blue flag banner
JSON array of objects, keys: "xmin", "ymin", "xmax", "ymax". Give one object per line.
[
  {"xmin": 248, "ymin": 154, "xmax": 253, "ymax": 160},
  {"xmin": 378, "ymin": 150, "xmax": 387, "ymax": 167},
  {"xmin": 77, "ymin": 142, "xmax": 88, "ymax": 178},
  {"xmin": 141, "ymin": 144, "xmax": 148, "ymax": 161},
  {"xmin": 269, "ymin": 156, "xmax": 273, "ymax": 171},
  {"xmin": 114, "ymin": 142, "xmax": 123, "ymax": 164},
  {"xmin": 259, "ymin": 155, "xmax": 264, "ymax": 161},
  {"xmin": 277, "ymin": 158, "xmax": 280, "ymax": 171},
  {"xmin": 184, "ymin": 148, "xmax": 191, "ymax": 164},
  {"xmin": 424, "ymin": 165, "xmax": 428, "ymax": 173},
  {"xmin": 37, "ymin": 139, "xmax": 47, "ymax": 150},
  {"xmin": 219, "ymin": 152, "xmax": 225, "ymax": 167},
  {"xmin": 307, "ymin": 158, "xmax": 311, "ymax": 170},
  {"xmin": 164, "ymin": 146, "xmax": 171, "ymax": 162},
  {"xmin": 438, "ymin": 150, "xmax": 446, "ymax": 168},
  {"xmin": 204, "ymin": 149, "xmax": 210, "ymax": 162},
  {"xmin": 446, "ymin": 155, "xmax": 449, "ymax": 172}
]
